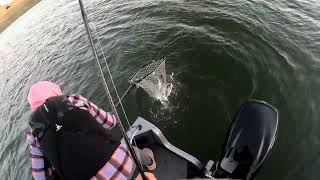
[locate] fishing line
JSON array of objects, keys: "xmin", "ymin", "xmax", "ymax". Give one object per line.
[
  {"xmin": 91, "ymin": 25, "xmax": 132, "ymax": 131},
  {"xmin": 90, "ymin": 12, "xmax": 144, "ymax": 168},
  {"xmin": 85, "ymin": 0, "xmax": 133, "ymax": 129},
  {"xmin": 77, "ymin": 0, "xmax": 146, "ymax": 178}
]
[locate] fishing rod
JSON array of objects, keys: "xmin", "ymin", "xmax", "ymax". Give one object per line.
[{"xmin": 77, "ymin": 0, "xmax": 147, "ymax": 179}]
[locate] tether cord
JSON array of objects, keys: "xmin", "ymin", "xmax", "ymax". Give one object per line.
[{"xmin": 77, "ymin": 0, "xmax": 146, "ymax": 179}]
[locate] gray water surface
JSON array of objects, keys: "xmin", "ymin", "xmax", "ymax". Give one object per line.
[{"xmin": 0, "ymin": 0, "xmax": 320, "ymax": 179}]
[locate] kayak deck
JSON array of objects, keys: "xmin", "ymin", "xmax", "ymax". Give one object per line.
[{"xmin": 128, "ymin": 117, "xmax": 204, "ymax": 179}]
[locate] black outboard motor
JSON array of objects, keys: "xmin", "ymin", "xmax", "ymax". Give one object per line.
[{"xmin": 213, "ymin": 100, "xmax": 278, "ymax": 180}]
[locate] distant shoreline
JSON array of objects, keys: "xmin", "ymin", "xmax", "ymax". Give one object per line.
[{"xmin": 0, "ymin": 0, "xmax": 41, "ymax": 33}]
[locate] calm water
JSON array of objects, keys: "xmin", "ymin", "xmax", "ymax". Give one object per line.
[{"xmin": 1, "ymin": 0, "xmax": 320, "ymax": 179}]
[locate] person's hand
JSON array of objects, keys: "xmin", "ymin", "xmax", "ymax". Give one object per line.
[{"xmin": 136, "ymin": 172, "xmax": 157, "ymax": 180}]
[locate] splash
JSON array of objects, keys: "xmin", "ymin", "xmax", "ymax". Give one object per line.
[
  {"xmin": 154, "ymin": 72, "xmax": 174, "ymax": 106},
  {"xmin": 147, "ymin": 72, "xmax": 182, "ymax": 127}
]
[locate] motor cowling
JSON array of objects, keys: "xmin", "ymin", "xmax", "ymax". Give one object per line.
[{"xmin": 214, "ymin": 100, "xmax": 278, "ymax": 180}]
